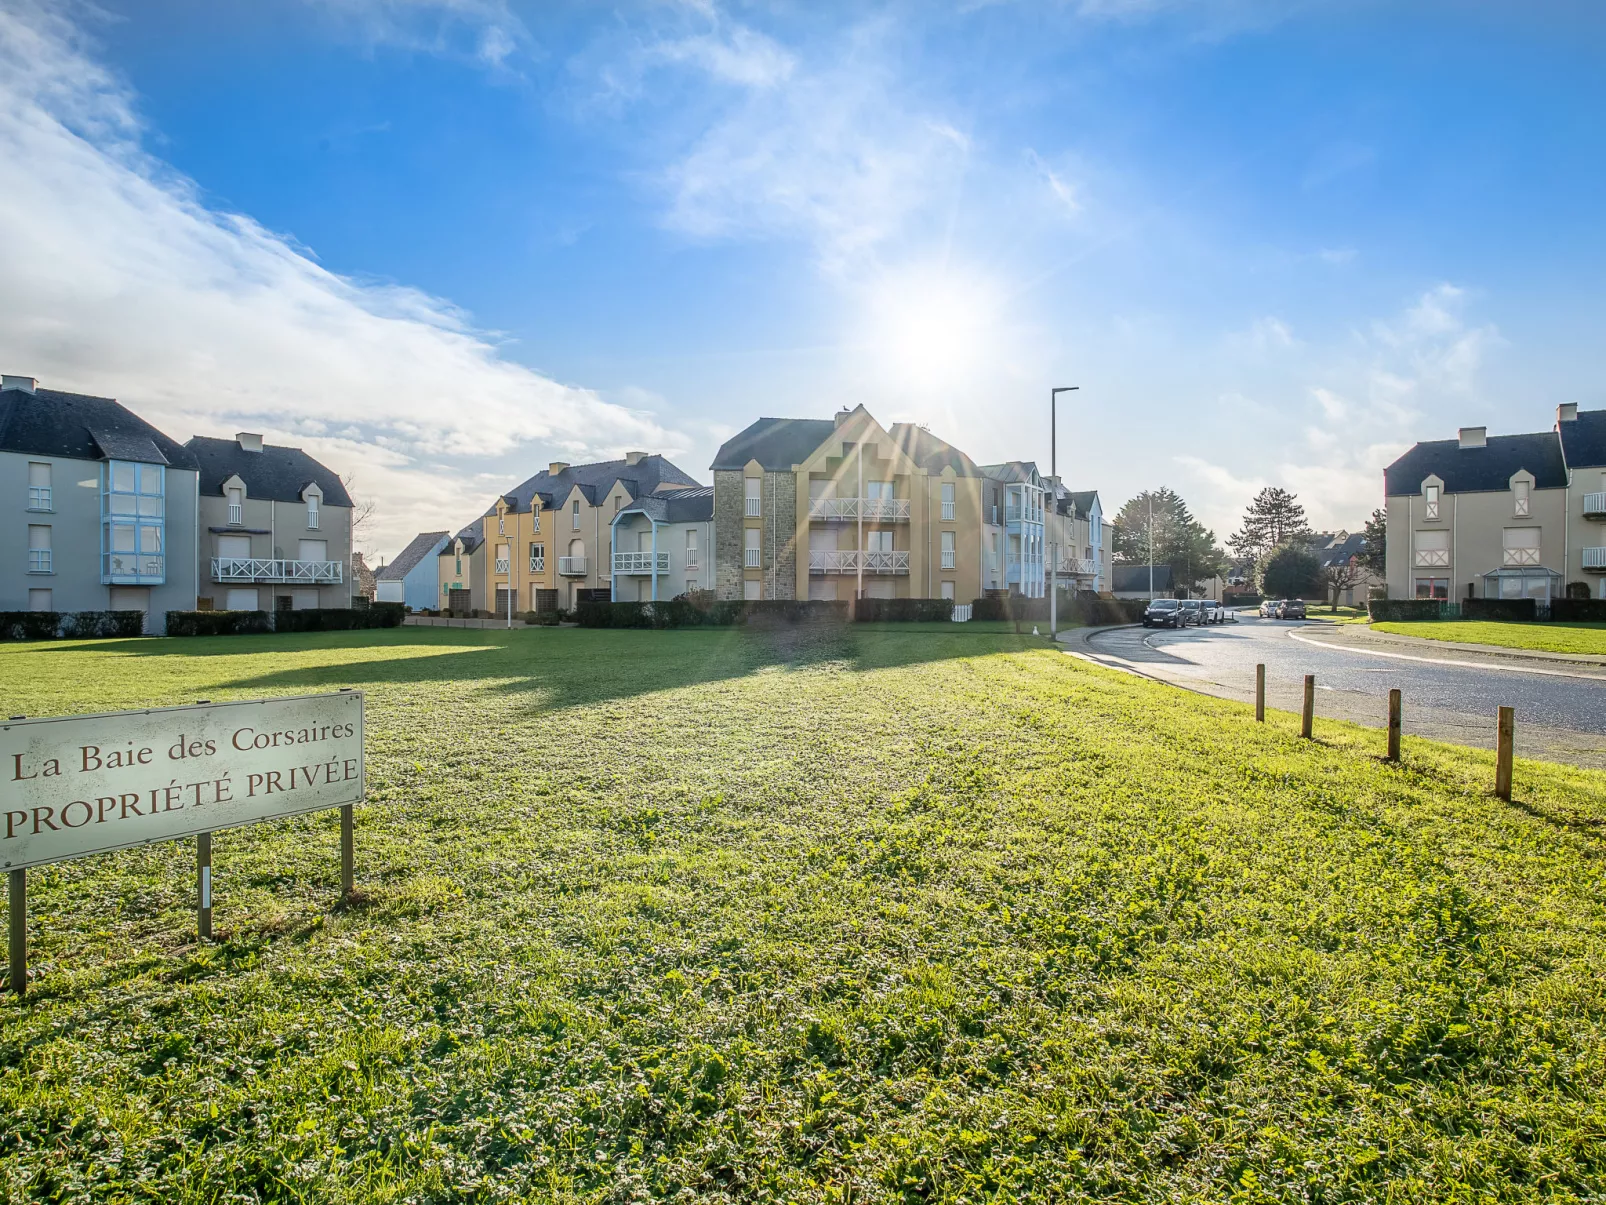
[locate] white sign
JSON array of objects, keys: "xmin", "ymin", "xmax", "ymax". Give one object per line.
[{"xmin": 1, "ymin": 692, "xmax": 363, "ymax": 872}]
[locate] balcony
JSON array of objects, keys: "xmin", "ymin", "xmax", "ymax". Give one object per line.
[
  {"xmin": 613, "ymin": 551, "xmax": 670, "ymax": 574},
  {"xmin": 557, "ymin": 556, "xmax": 587, "ymax": 575},
  {"xmin": 529, "ymin": 555, "xmax": 545, "ymax": 573},
  {"xmin": 685, "ymin": 556, "xmax": 701, "ymax": 571},
  {"xmin": 494, "ymin": 557, "xmax": 510, "ymax": 575},
  {"xmin": 1502, "ymin": 547, "xmax": 1542, "ymax": 567},
  {"xmin": 808, "ymin": 550, "xmax": 910, "ymax": 575},
  {"xmin": 807, "ymin": 497, "xmax": 911, "ymax": 522},
  {"xmin": 1414, "ymin": 549, "xmax": 1450, "ymax": 568},
  {"xmin": 212, "ymin": 557, "xmax": 343, "ymax": 584},
  {"xmin": 1004, "ymin": 505, "xmax": 1044, "ymax": 526},
  {"xmin": 104, "ymin": 553, "xmax": 164, "ymax": 584},
  {"xmin": 745, "ymin": 496, "xmax": 761, "ymax": 517},
  {"xmin": 1584, "ymin": 492, "xmax": 1606, "ymax": 519},
  {"xmin": 1059, "ymin": 556, "xmax": 1098, "ymax": 576},
  {"xmin": 1583, "ymin": 547, "xmax": 1606, "ymax": 571}
]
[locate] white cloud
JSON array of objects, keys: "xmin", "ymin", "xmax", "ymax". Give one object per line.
[
  {"xmin": 302, "ymin": 0, "xmax": 530, "ymax": 68},
  {"xmin": 0, "ymin": 0, "xmax": 678, "ymax": 554},
  {"xmin": 650, "ymin": 25, "xmax": 795, "ymax": 88},
  {"xmin": 1025, "ymin": 148, "xmax": 1082, "ymax": 216}
]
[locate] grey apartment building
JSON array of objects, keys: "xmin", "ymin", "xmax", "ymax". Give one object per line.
[
  {"xmin": 1384, "ymin": 403, "xmax": 1606, "ymax": 602},
  {"xmin": 0, "ymin": 375, "xmax": 199, "ymax": 628}
]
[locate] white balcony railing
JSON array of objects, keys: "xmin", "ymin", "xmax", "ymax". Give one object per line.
[
  {"xmin": 613, "ymin": 551, "xmax": 670, "ymax": 574},
  {"xmin": 228, "ymin": 503, "xmax": 243, "ymax": 525},
  {"xmin": 808, "ymin": 550, "xmax": 910, "ymax": 575},
  {"xmin": 744, "ymin": 548, "xmax": 761, "ymax": 568},
  {"xmin": 941, "ymin": 502, "xmax": 955, "ymax": 521},
  {"xmin": 941, "ymin": 551, "xmax": 956, "ymax": 569},
  {"xmin": 685, "ymin": 557, "xmax": 700, "ymax": 571},
  {"xmin": 529, "ymin": 555, "xmax": 545, "ymax": 573},
  {"xmin": 1059, "ymin": 556, "xmax": 1098, "ymax": 575},
  {"xmin": 745, "ymin": 496, "xmax": 761, "ymax": 517},
  {"xmin": 1583, "ymin": 492, "xmax": 1606, "ymax": 518},
  {"xmin": 211, "ymin": 557, "xmax": 344, "ymax": 584},
  {"xmin": 494, "ymin": 557, "xmax": 510, "ymax": 574},
  {"xmin": 557, "ymin": 556, "xmax": 587, "ymax": 575},
  {"xmin": 1414, "ymin": 549, "xmax": 1450, "ymax": 568},
  {"xmin": 1582, "ymin": 547, "xmax": 1606, "ymax": 570},
  {"xmin": 1004, "ymin": 506, "xmax": 1044, "ymax": 525},
  {"xmin": 807, "ymin": 497, "xmax": 911, "ymax": 522},
  {"xmin": 1503, "ymin": 547, "xmax": 1542, "ymax": 567}
]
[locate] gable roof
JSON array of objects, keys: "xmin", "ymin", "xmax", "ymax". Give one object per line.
[
  {"xmin": 886, "ymin": 423, "xmax": 981, "ymax": 475},
  {"xmin": 495, "ymin": 454, "xmax": 701, "ymax": 514},
  {"xmin": 378, "ymin": 531, "xmax": 449, "ymax": 581},
  {"xmin": 710, "ymin": 417, "xmax": 837, "ymax": 471},
  {"xmin": 619, "ymin": 485, "xmax": 714, "ymax": 525},
  {"xmin": 1384, "ymin": 432, "xmax": 1567, "ymax": 495},
  {"xmin": 0, "ymin": 383, "xmax": 196, "ymax": 469},
  {"xmin": 1558, "ymin": 407, "xmax": 1606, "ymax": 470},
  {"xmin": 978, "ymin": 460, "xmax": 1042, "ymax": 485},
  {"xmin": 1067, "ymin": 490, "xmax": 1100, "ymax": 520},
  {"xmin": 1312, "ymin": 530, "xmax": 1366, "ymax": 568},
  {"xmin": 1112, "ymin": 564, "xmax": 1172, "ymax": 592},
  {"xmin": 186, "ymin": 435, "xmax": 353, "ymax": 505}
]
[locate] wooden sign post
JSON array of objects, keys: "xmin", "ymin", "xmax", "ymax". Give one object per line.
[
  {"xmin": 1301, "ymin": 675, "xmax": 1315, "ymax": 739},
  {"xmin": 3, "ymin": 691, "xmax": 364, "ymax": 999},
  {"xmin": 1495, "ymin": 706, "xmax": 1515, "ymax": 800},
  {"xmin": 1386, "ymin": 689, "xmax": 1402, "ymax": 762},
  {"xmin": 1255, "ymin": 664, "xmax": 1266, "ymax": 723}
]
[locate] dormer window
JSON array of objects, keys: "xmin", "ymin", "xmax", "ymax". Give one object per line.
[
  {"xmin": 532, "ymin": 508, "xmax": 540, "ymax": 533},
  {"xmin": 572, "ymin": 499, "xmax": 581, "ymax": 530},
  {"xmin": 498, "ymin": 512, "xmax": 506, "ymax": 535},
  {"xmin": 1424, "ymin": 484, "xmax": 1440, "ymax": 521},
  {"xmin": 228, "ymin": 485, "xmax": 244, "ymax": 525},
  {"xmin": 307, "ymin": 492, "xmax": 321, "ymax": 529},
  {"xmin": 1513, "ymin": 480, "xmax": 1530, "ymax": 517}
]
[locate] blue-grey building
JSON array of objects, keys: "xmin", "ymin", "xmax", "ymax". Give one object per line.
[{"xmin": 376, "ymin": 530, "xmax": 449, "ymax": 609}]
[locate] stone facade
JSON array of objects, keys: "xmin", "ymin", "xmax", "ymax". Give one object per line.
[
  {"xmin": 763, "ymin": 469, "xmax": 799, "ymax": 599},
  {"xmin": 712, "ymin": 469, "xmax": 747, "ymax": 600}
]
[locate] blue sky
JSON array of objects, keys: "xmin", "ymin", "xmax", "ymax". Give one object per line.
[{"xmin": 2, "ymin": 0, "xmax": 1604, "ymax": 552}]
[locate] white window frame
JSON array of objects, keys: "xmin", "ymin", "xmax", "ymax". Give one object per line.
[
  {"xmin": 1512, "ymin": 480, "xmax": 1530, "ymax": 518},
  {"xmin": 745, "ymin": 478, "xmax": 762, "ymax": 517},
  {"xmin": 1423, "ymin": 484, "xmax": 1440, "ymax": 521},
  {"xmin": 940, "ymin": 481, "xmax": 955, "ymax": 521},
  {"xmin": 27, "ymin": 462, "xmax": 51, "ymax": 512},
  {"xmin": 940, "ymin": 529, "xmax": 956, "ymax": 569}
]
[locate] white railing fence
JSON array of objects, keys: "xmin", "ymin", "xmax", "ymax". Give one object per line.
[
  {"xmin": 557, "ymin": 556, "xmax": 587, "ymax": 575},
  {"xmin": 211, "ymin": 557, "xmax": 344, "ymax": 584},
  {"xmin": 1581, "ymin": 547, "xmax": 1606, "ymax": 569},
  {"xmin": 951, "ymin": 603, "xmax": 972, "ymax": 622},
  {"xmin": 807, "ymin": 497, "xmax": 911, "ymax": 521},
  {"xmin": 807, "ymin": 550, "xmax": 910, "ymax": 574},
  {"xmin": 1583, "ymin": 492, "xmax": 1606, "ymax": 516},
  {"xmin": 613, "ymin": 551, "xmax": 670, "ymax": 573}
]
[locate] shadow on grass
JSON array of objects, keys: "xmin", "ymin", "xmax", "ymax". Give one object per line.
[{"xmin": 17, "ymin": 623, "xmax": 1053, "ymax": 714}]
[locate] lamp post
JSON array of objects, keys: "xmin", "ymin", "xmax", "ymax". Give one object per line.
[{"xmin": 1049, "ymin": 386, "xmax": 1079, "ymax": 637}]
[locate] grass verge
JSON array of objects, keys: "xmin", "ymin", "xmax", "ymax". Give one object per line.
[
  {"xmin": 2, "ymin": 625, "xmax": 1604, "ymax": 1202},
  {"xmin": 1374, "ymin": 618, "xmax": 1606, "ymax": 656}
]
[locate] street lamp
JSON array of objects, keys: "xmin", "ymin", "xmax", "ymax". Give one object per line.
[{"xmin": 1049, "ymin": 386, "xmax": 1079, "ymax": 637}]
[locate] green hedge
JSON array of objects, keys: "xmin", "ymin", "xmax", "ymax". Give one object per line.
[
  {"xmin": 0, "ymin": 611, "xmax": 146, "ymax": 641},
  {"xmin": 165, "ymin": 610, "xmax": 274, "ymax": 636},
  {"xmin": 1367, "ymin": 599, "xmax": 1444, "ymax": 622},
  {"xmin": 1550, "ymin": 599, "xmax": 1606, "ymax": 623},
  {"xmin": 575, "ymin": 599, "xmax": 848, "ymax": 629},
  {"xmin": 1462, "ymin": 598, "xmax": 1536, "ymax": 622},
  {"xmin": 853, "ymin": 597, "xmax": 954, "ymax": 623},
  {"xmin": 273, "ymin": 604, "xmax": 406, "ymax": 632},
  {"xmin": 969, "ymin": 596, "xmax": 1147, "ymax": 625}
]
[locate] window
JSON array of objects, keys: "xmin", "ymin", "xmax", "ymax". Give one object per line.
[
  {"xmin": 867, "ymin": 530, "xmax": 894, "ymax": 553},
  {"xmin": 495, "ymin": 543, "xmax": 510, "ymax": 574},
  {"xmin": 1414, "ymin": 578, "xmax": 1449, "ymax": 600},
  {"xmin": 27, "ymin": 524, "xmax": 51, "ymax": 574},
  {"xmin": 1414, "ymin": 529, "xmax": 1450, "ymax": 568},
  {"xmin": 28, "ymin": 588, "xmax": 51, "ymax": 612},
  {"xmin": 530, "ymin": 543, "xmax": 545, "ymax": 571},
  {"xmin": 227, "ymin": 485, "xmax": 243, "ymax": 525},
  {"xmin": 867, "ymin": 480, "xmax": 893, "ymax": 501},
  {"xmin": 745, "ymin": 477, "xmax": 761, "ymax": 517},
  {"xmin": 1502, "ymin": 527, "xmax": 1541, "ymax": 567},
  {"xmin": 685, "ymin": 528, "xmax": 700, "ymax": 569},
  {"xmin": 498, "ymin": 512, "xmax": 506, "ymax": 535},
  {"xmin": 571, "ymin": 499, "xmax": 581, "ymax": 529},
  {"xmin": 27, "ymin": 462, "xmax": 51, "ymax": 511},
  {"xmin": 1513, "ymin": 480, "xmax": 1530, "ymax": 517},
  {"xmin": 1496, "ymin": 573, "xmax": 1552, "ymax": 600},
  {"xmin": 1423, "ymin": 484, "xmax": 1440, "ymax": 521},
  {"xmin": 307, "ymin": 494, "xmax": 320, "ymax": 529},
  {"xmin": 941, "ymin": 481, "xmax": 955, "ymax": 521},
  {"xmin": 941, "ymin": 530, "xmax": 956, "ymax": 569},
  {"xmin": 531, "ymin": 509, "xmax": 540, "ymax": 532},
  {"xmin": 744, "ymin": 527, "xmax": 761, "ymax": 568},
  {"xmin": 941, "ymin": 581, "xmax": 955, "ymax": 601},
  {"xmin": 743, "ymin": 579, "xmax": 762, "ymax": 600},
  {"xmin": 614, "ymin": 496, "xmax": 623, "ymax": 514},
  {"xmin": 103, "ymin": 462, "xmax": 166, "ymax": 582}
]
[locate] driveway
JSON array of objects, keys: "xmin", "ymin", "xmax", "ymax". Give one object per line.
[{"xmin": 1069, "ymin": 615, "xmax": 1606, "ymax": 769}]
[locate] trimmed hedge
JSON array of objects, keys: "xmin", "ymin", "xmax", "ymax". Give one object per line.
[
  {"xmin": 1550, "ymin": 598, "xmax": 1606, "ymax": 623},
  {"xmin": 1461, "ymin": 598, "xmax": 1536, "ymax": 622},
  {"xmin": 854, "ymin": 598, "xmax": 954, "ymax": 623},
  {"xmin": 0, "ymin": 611, "xmax": 146, "ymax": 641},
  {"xmin": 1368, "ymin": 599, "xmax": 1444, "ymax": 622},
  {"xmin": 969, "ymin": 596, "xmax": 1147, "ymax": 625},
  {"xmin": 165, "ymin": 604, "xmax": 405, "ymax": 637},
  {"xmin": 574, "ymin": 599, "xmax": 848, "ymax": 629},
  {"xmin": 1223, "ymin": 592, "xmax": 1262, "ymax": 607}
]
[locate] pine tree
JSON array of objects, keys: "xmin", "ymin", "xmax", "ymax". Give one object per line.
[
  {"xmin": 1112, "ymin": 488, "xmax": 1226, "ymax": 592},
  {"xmin": 1360, "ymin": 508, "xmax": 1387, "ymax": 576},
  {"xmin": 1228, "ymin": 487, "xmax": 1312, "ymax": 561}
]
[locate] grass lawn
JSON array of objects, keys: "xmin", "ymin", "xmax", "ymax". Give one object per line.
[
  {"xmin": 1374, "ymin": 619, "xmax": 1606, "ymax": 656},
  {"xmin": 2, "ymin": 624, "xmax": 1605, "ymax": 1202}
]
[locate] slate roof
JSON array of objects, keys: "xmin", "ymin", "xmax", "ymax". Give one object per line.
[
  {"xmin": 1383, "ymin": 432, "xmax": 1568, "ymax": 495},
  {"xmin": 449, "ymin": 524, "xmax": 483, "ymax": 554},
  {"xmin": 1311, "ymin": 530, "xmax": 1367, "ymax": 568},
  {"xmin": 978, "ymin": 460, "xmax": 1042, "ymax": 484},
  {"xmin": 886, "ymin": 423, "xmax": 981, "ymax": 475},
  {"xmin": 1112, "ymin": 564, "xmax": 1172, "ymax": 592},
  {"xmin": 710, "ymin": 417, "xmax": 838, "ymax": 471},
  {"xmin": 186, "ymin": 435, "xmax": 353, "ymax": 505},
  {"xmin": 1558, "ymin": 408, "xmax": 1606, "ymax": 470},
  {"xmin": 0, "ymin": 383, "xmax": 196, "ymax": 468},
  {"xmin": 619, "ymin": 485, "xmax": 714, "ymax": 525},
  {"xmin": 1067, "ymin": 490, "xmax": 1101, "ymax": 520},
  {"xmin": 495, "ymin": 455, "xmax": 701, "ymax": 514},
  {"xmin": 378, "ymin": 531, "xmax": 449, "ymax": 581}
]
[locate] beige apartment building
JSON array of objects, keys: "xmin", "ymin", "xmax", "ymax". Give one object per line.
[
  {"xmin": 187, "ymin": 433, "xmax": 353, "ymax": 611},
  {"xmin": 438, "ymin": 453, "xmax": 702, "ymax": 615},
  {"xmin": 1383, "ymin": 404, "xmax": 1606, "ymax": 602}
]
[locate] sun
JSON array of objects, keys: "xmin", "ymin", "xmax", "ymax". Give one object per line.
[{"xmin": 861, "ymin": 264, "xmax": 1003, "ymax": 395}]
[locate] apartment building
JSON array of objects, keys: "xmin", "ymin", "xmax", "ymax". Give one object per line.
[
  {"xmin": 187, "ymin": 434, "xmax": 353, "ymax": 611},
  {"xmin": 976, "ymin": 463, "xmax": 1049, "ymax": 598},
  {"xmin": 1047, "ymin": 485, "xmax": 1112, "ymax": 594},
  {"xmin": 376, "ymin": 531, "xmax": 449, "ymax": 608},
  {"xmin": 444, "ymin": 453, "xmax": 703, "ymax": 615},
  {"xmin": 0, "ymin": 375, "xmax": 199, "ymax": 627},
  {"xmin": 1383, "ymin": 403, "xmax": 1606, "ymax": 601},
  {"xmin": 610, "ymin": 486, "xmax": 715, "ymax": 601}
]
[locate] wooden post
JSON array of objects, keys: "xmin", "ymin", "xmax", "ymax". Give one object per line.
[
  {"xmin": 197, "ymin": 832, "xmax": 213, "ymax": 942},
  {"xmin": 1301, "ymin": 674, "xmax": 1315, "ymax": 739},
  {"xmin": 1496, "ymin": 706, "xmax": 1514, "ymax": 800},
  {"xmin": 7, "ymin": 869, "xmax": 24, "ymax": 1000},
  {"xmin": 340, "ymin": 804, "xmax": 354, "ymax": 899},
  {"xmin": 1255, "ymin": 663, "xmax": 1265, "ymax": 722},
  {"xmin": 1387, "ymin": 689, "xmax": 1402, "ymax": 762}
]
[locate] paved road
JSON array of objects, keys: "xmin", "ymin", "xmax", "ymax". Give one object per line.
[{"xmin": 1072, "ymin": 616, "xmax": 1606, "ymax": 769}]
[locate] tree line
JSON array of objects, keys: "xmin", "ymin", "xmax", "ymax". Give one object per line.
[{"xmin": 1112, "ymin": 485, "xmax": 1387, "ymax": 604}]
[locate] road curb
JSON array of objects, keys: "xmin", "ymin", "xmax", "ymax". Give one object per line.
[
  {"xmin": 1288, "ymin": 629, "xmax": 1606, "ymax": 681},
  {"xmin": 1313, "ymin": 625, "xmax": 1606, "ymax": 668}
]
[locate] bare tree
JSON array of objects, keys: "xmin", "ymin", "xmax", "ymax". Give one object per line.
[
  {"xmin": 343, "ymin": 474, "xmax": 378, "ymax": 553},
  {"xmin": 1320, "ymin": 554, "xmax": 1363, "ymax": 611}
]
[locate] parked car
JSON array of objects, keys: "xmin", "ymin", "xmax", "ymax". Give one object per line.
[
  {"xmin": 1201, "ymin": 600, "xmax": 1226, "ymax": 624},
  {"xmin": 1259, "ymin": 599, "xmax": 1280, "ymax": 618},
  {"xmin": 1276, "ymin": 599, "xmax": 1308, "ymax": 619},
  {"xmin": 1143, "ymin": 598, "xmax": 1186, "ymax": 628},
  {"xmin": 1178, "ymin": 599, "xmax": 1207, "ymax": 626}
]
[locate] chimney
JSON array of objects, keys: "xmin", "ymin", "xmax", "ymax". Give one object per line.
[
  {"xmin": 1559, "ymin": 402, "xmax": 1579, "ymax": 424},
  {"xmin": 236, "ymin": 432, "xmax": 264, "ymax": 453},
  {"xmin": 625, "ymin": 450, "xmax": 647, "ymax": 466},
  {"xmin": 2, "ymin": 375, "xmax": 37, "ymax": 393},
  {"xmin": 834, "ymin": 407, "xmax": 853, "ymax": 427},
  {"xmin": 548, "ymin": 461, "xmax": 569, "ymax": 476},
  {"xmin": 1458, "ymin": 426, "xmax": 1487, "ymax": 449}
]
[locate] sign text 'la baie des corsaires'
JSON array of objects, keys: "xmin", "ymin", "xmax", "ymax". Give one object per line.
[{"xmin": 3, "ymin": 692, "xmax": 364, "ymax": 872}]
